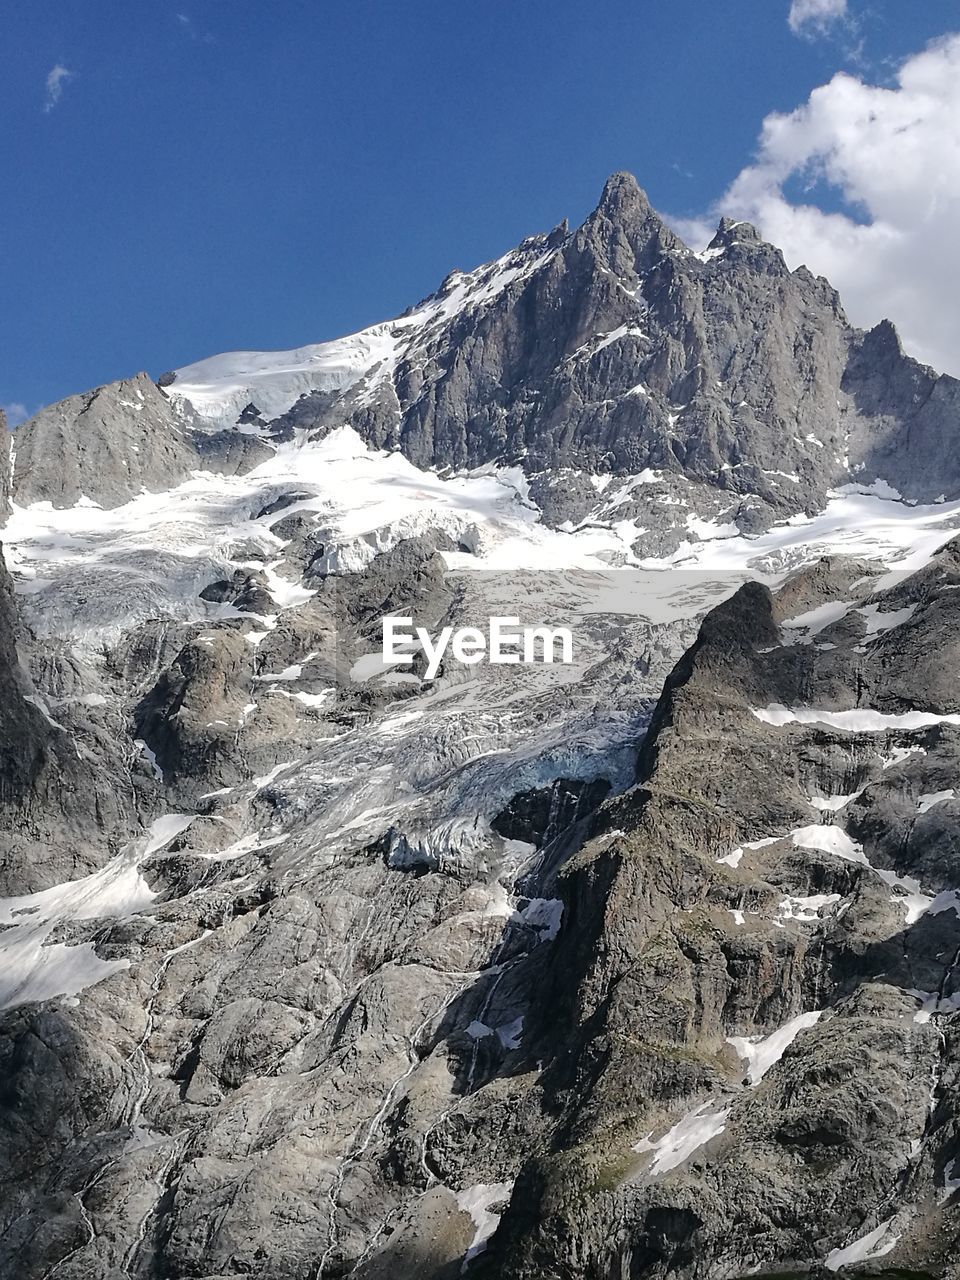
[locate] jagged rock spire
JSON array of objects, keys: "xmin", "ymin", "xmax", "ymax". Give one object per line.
[{"xmin": 578, "ymin": 170, "xmax": 686, "ymax": 274}]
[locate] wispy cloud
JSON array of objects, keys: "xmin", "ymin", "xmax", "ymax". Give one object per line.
[
  {"xmin": 1, "ymin": 403, "xmax": 29, "ymax": 427},
  {"xmin": 44, "ymin": 64, "xmax": 73, "ymax": 113},
  {"xmin": 788, "ymin": 0, "xmax": 847, "ymax": 36},
  {"xmin": 175, "ymin": 11, "xmax": 214, "ymax": 43}
]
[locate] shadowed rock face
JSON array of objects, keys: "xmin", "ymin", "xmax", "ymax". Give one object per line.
[
  {"xmin": 476, "ymin": 541, "xmax": 960, "ymax": 1279},
  {"xmin": 0, "ymin": 174, "xmax": 960, "ymax": 1280},
  {"xmin": 0, "ymin": 545, "xmax": 139, "ymax": 894},
  {"xmin": 0, "ymin": 411, "xmax": 10, "ymax": 523}
]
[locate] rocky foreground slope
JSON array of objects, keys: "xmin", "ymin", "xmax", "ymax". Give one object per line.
[
  {"xmin": 0, "ymin": 174, "xmax": 959, "ymax": 1278},
  {"xmin": 478, "ymin": 545, "xmax": 960, "ymax": 1278}
]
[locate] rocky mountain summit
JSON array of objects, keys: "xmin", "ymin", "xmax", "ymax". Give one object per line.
[
  {"xmin": 167, "ymin": 171, "xmax": 960, "ymax": 541},
  {"xmin": 1, "ymin": 174, "xmax": 959, "ymax": 1279}
]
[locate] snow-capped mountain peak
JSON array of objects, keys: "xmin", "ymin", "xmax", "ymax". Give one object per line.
[{"xmin": 166, "ymin": 227, "xmax": 565, "ymax": 429}]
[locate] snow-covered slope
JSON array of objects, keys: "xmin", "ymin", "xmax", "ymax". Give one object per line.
[
  {"xmin": 169, "ymin": 327, "xmax": 399, "ymax": 427},
  {"xmin": 7, "ymin": 424, "xmax": 960, "ymax": 649},
  {"xmin": 167, "ymin": 238, "xmax": 556, "ymax": 428}
]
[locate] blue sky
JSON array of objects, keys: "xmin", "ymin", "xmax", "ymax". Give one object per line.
[{"xmin": 2, "ymin": 1, "xmax": 958, "ymax": 418}]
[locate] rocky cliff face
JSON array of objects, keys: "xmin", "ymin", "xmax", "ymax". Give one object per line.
[
  {"xmin": 1, "ymin": 174, "xmax": 959, "ymax": 1279},
  {"xmin": 0, "ymin": 410, "xmax": 11, "ymax": 524},
  {"xmin": 480, "ymin": 544, "xmax": 960, "ymax": 1278},
  {"xmin": 11, "ymin": 371, "xmax": 271, "ymax": 510},
  {"xmin": 0, "ymin": 544, "xmax": 139, "ymax": 896},
  {"xmin": 168, "ymin": 172, "xmax": 960, "ymax": 540}
]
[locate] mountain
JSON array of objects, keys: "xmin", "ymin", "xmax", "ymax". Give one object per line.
[
  {"xmin": 165, "ymin": 171, "xmax": 960, "ymax": 538},
  {"xmin": 1, "ymin": 173, "xmax": 959, "ymax": 1279},
  {"xmin": 485, "ymin": 540, "xmax": 960, "ymax": 1278}
]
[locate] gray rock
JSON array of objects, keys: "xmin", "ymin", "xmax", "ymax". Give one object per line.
[
  {"xmin": 238, "ymin": 172, "xmax": 960, "ymax": 534},
  {"xmin": 3, "ymin": 172, "xmax": 960, "ymax": 1280},
  {"xmin": 12, "ymin": 372, "xmax": 270, "ymax": 510}
]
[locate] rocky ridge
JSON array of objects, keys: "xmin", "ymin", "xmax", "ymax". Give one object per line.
[
  {"xmin": 0, "ymin": 174, "xmax": 958, "ymax": 1279},
  {"xmin": 165, "ymin": 173, "xmax": 960, "ymax": 545}
]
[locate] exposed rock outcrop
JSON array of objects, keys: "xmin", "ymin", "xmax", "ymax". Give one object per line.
[
  {"xmin": 1, "ymin": 173, "xmax": 959, "ymax": 1280},
  {"xmin": 12, "ymin": 372, "xmax": 271, "ymax": 510}
]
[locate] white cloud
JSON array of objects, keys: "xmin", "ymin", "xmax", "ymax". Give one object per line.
[
  {"xmin": 675, "ymin": 34, "xmax": 960, "ymax": 378},
  {"xmin": 44, "ymin": 64, "xmax": 73, "ymax": 113},
  {"xmin": 1, "ymin": 403, "xmax": 28, "ymax": 427},
  {"xmin": 788, "ymin": 0, "xmax": 848, "ymax": 36}
]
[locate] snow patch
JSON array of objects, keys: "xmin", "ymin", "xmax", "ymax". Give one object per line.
[
  {"xmin": 456, "ymin": 1181, "xmax": 514, "ymax": 1269},
  {"xmin": 0, "ymin": 814, "xmax": 193, "ymax": 1011},
  {"xmin": 792, "ymin": 824, "xmax": 934, "ymax": 924},
  {"xmin": 857, "ymin": 602, "xmax": 916, "ymax": 635},
  {"xmin": 717, "ymin": 835, "xmax": 781, "ymax": 869},
  {"xmin": 753, "ymin": 704, "xmax": 960, "ymax": 732},
  {"xmin": 632, "ymin": 1101, "xmax": 731, "ymax": 1174},
  {"xmin": 825, "ymin": 1217, "xmax": 900, "ymax": 1270},
  {"xmin": 727, "ymin": 1011, "xmax": 823, "ymax": 1085},
  {"xmin": 918, "ymin": 789, "xmax": 955, "ymax": 813},
  {"xmin": 780, "ymin": 600, "xmax": 851, "ymax": 643}
]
